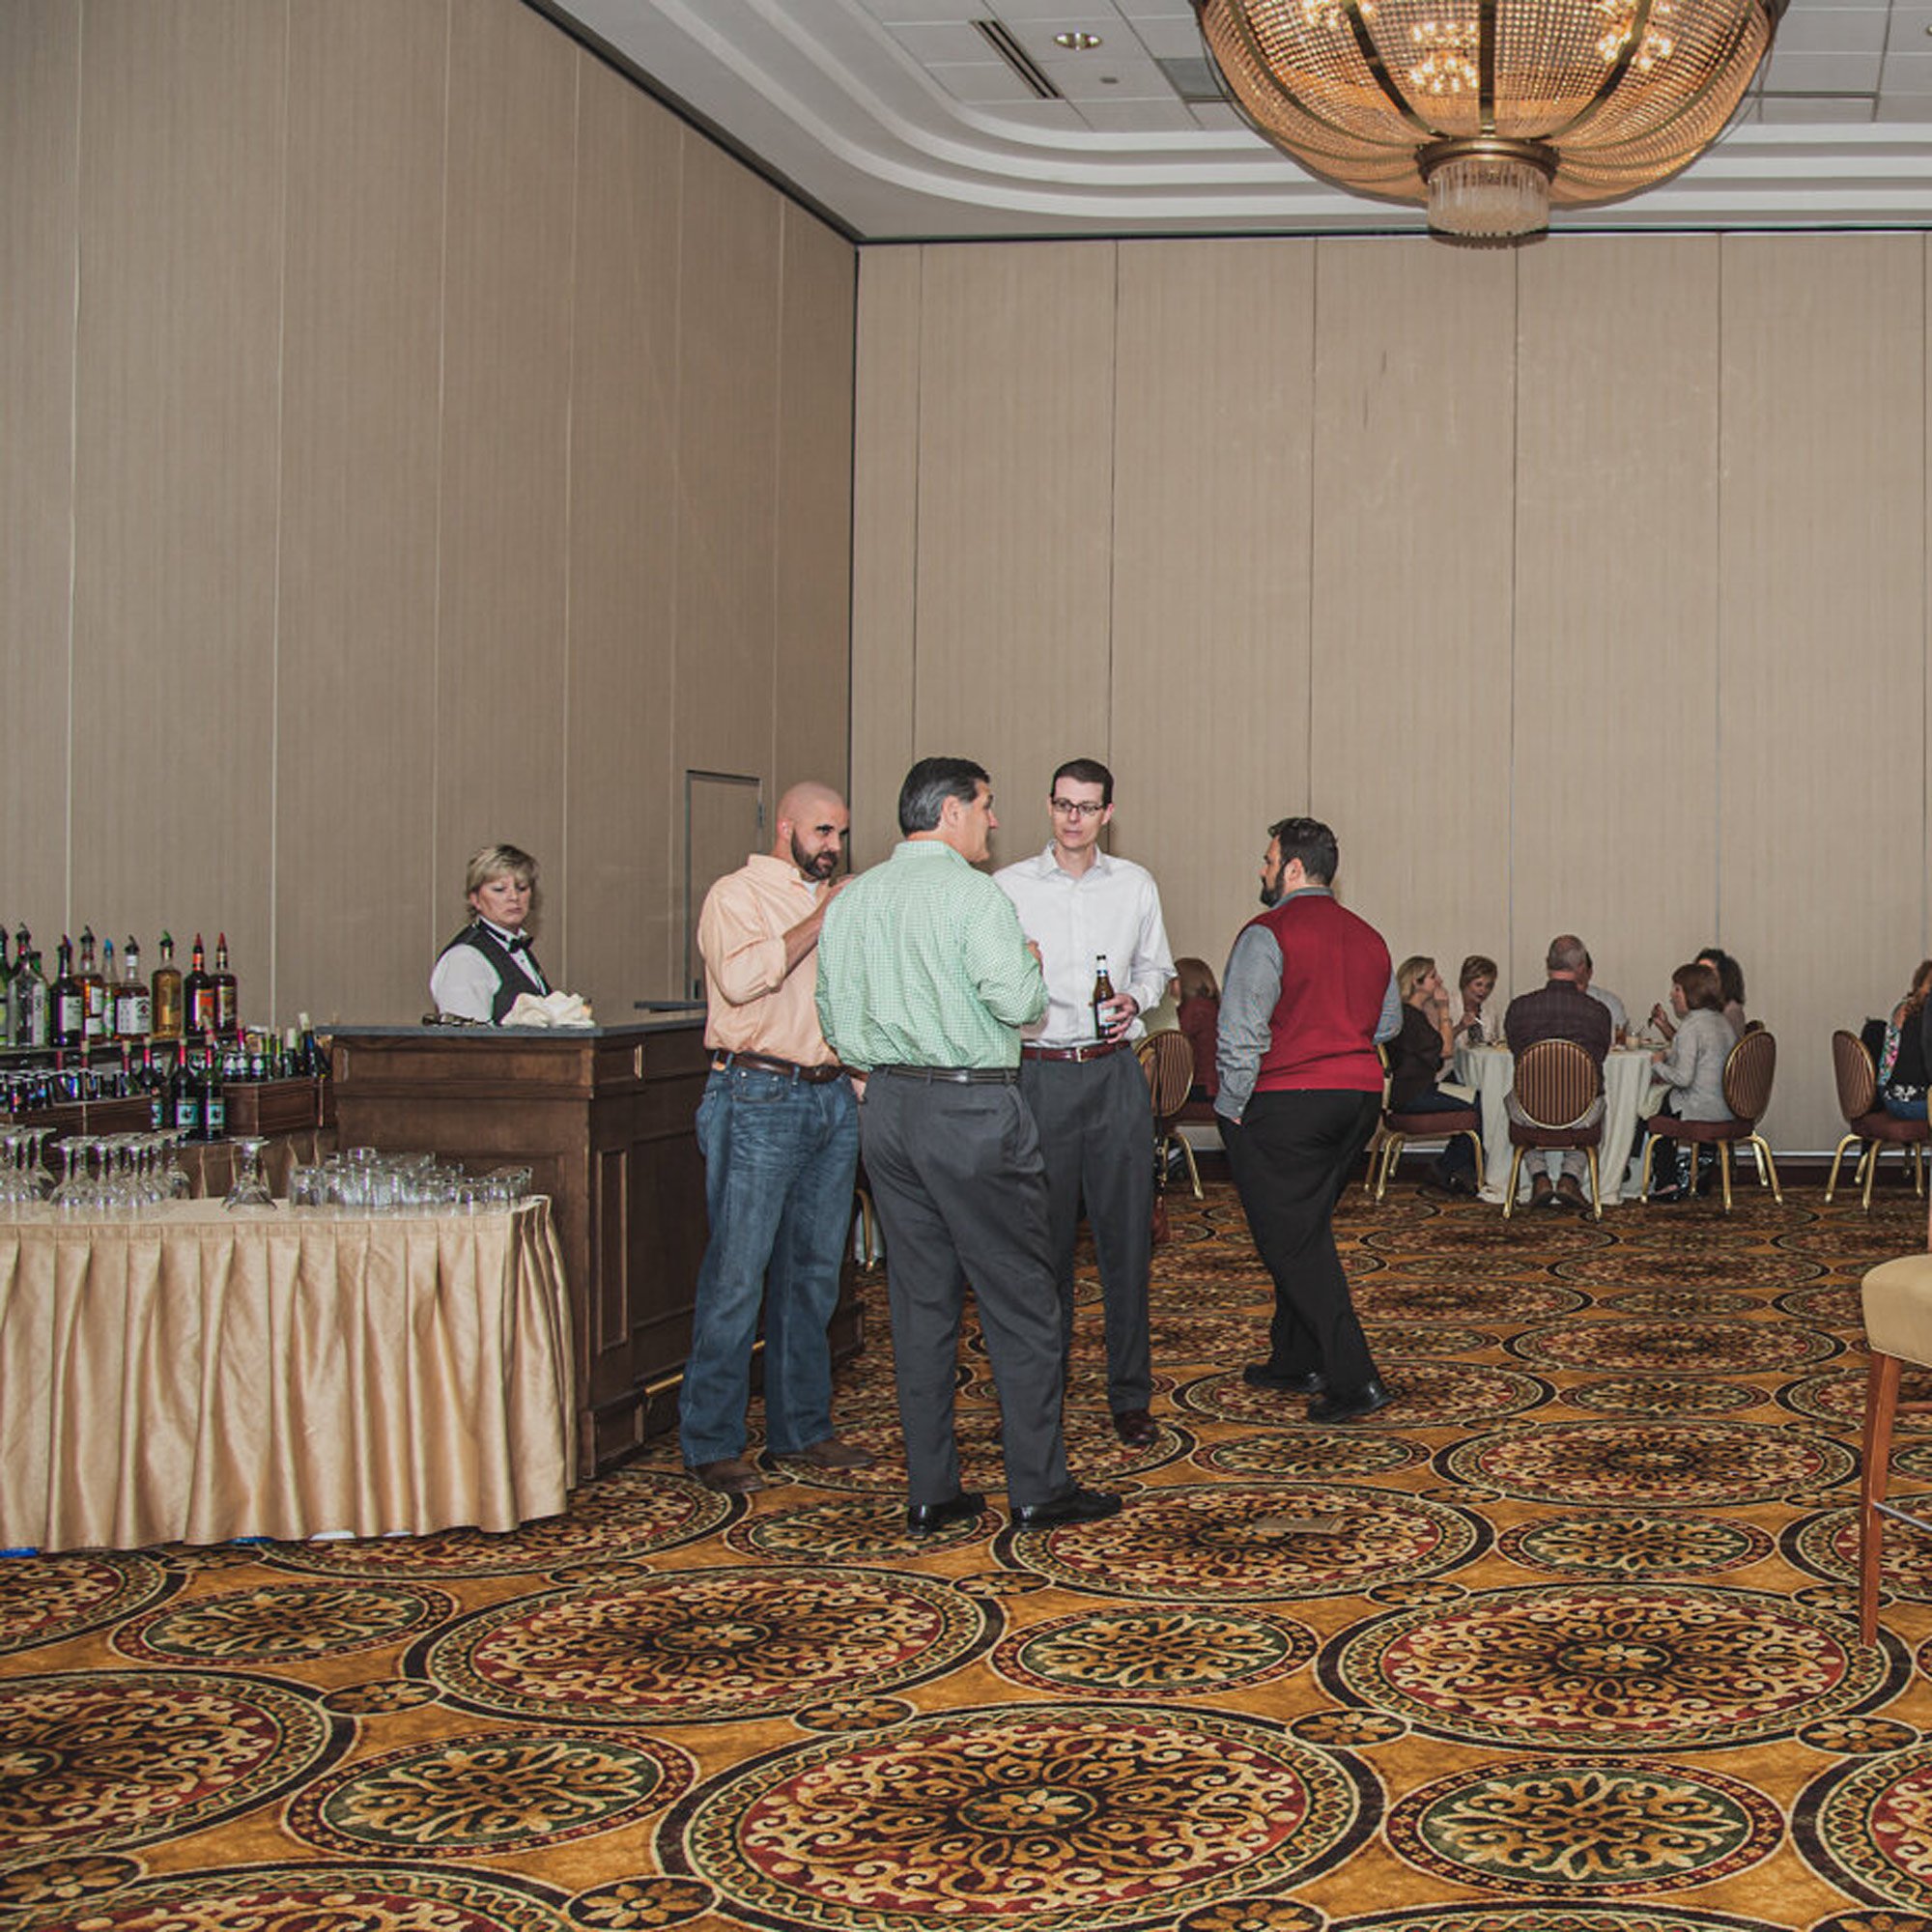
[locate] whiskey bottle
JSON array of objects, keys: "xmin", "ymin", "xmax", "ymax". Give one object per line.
[
  {"xmin": 184, "ymin": 934, "xmax": 216, "ymax": 1039},
  {"xmin": 76, "ymin": 927, "xmax": 107, "ymax": 1041},
  {"xmin": 213, "ymin": 933, "xmax": 239, "ymax": 1037},
  {"xmin": 151, "ymin": 932, "xmax": 184, "ymax": 1042},
  {"xmin": 0, "ymin": 926, "xmax": 14, "ymax": 1048},
  {"xmin": 52, "ymin": 938, "xmax": 84, "ymax": 1048},
  {"xmin": 16, "ymin": 945, "xmax": 49, "ymax": 1050},
  {"xmin": 115, "ymin": 937, "xmax": 152, "ymax": 1040}
]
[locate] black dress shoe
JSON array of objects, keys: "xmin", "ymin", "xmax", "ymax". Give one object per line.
[
  {"xmin": 906, "ymin": 1492, "xmax": 984, "ymax": 1537},
  {"xmin": 1112, "ymin": 1407, "xmax": 1157, "ymax": 1448},
  {"xmin": 1242, "ymin": 1362, "xmax": 1326, "ymax": 1395},
  {"xmin": 1010, "ymin": 1487, "xmax": 1122, "ymax": 1529},
  {"xmin": 1306, "ymin": 1378, "xmax": 1396, "ymax": 1424}
]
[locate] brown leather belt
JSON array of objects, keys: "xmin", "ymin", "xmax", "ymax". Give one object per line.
[
  {"xmin": 874, "ymin": 1065, "xmax": 1022, "ymax": 1086},
  {"xmin": 711, "ymin": 1051, "xmax": 845, "ymax": 1085},
  {"xmin": 1022, "ymin": 1040, "xmax": 1125, "ymax": 1064}
]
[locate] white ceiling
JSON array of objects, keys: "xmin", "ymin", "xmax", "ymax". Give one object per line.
[{"xmin": 547, "ymin": 0, "xmax": 1932, "ymax": 239}]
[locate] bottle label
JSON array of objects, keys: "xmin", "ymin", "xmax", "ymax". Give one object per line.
[
  {"xmin": 175, "ymin": 1094, "xmax": 201, "ymax": 1133},
  {"xmin": 205, "ymin": 1092, "xmax": 226, "ymax": 1138},
  {"xmin": 117, "ymin": 992, "xmax": 152, "ymax": 1037},
  {"xmin": 189, "ymin": 990, "xmax": 217, "ymax": 1033},
  {"xmin": 58, "ymin": 993, "xmax": 83, "ymax": 1037}
]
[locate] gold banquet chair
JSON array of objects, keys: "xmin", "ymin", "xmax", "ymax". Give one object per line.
[
  {"xmin": 1858, "ymin": 1253, "xmax": 1932, "ymax": 1642},
  {"xmin": 1137, "ymin": 1031, "xmax": 1203, "ymax": 1201},
  {"xmin": 1637, "ymin": 1027, "xmax": 1783, "ymax": 1211},
  {"xmin": 1371, "ymin": 1094, "xmax": 1483, "ymax": 1205},
  {"xmin": 1502, "ymin": 1037, "xmax": 1604, "ymax": 1221},
  {"xmin": 1827, "ymin": 1028, "xmax": 1930, "ymax": 1209}
]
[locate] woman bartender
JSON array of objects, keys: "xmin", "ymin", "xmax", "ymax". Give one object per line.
[{"xmin": 430, "ymin": 843, "xmax": 551, "ymax": 1022}]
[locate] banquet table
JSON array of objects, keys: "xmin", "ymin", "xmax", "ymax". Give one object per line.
[
  {"xmin": 1452, "ymin": 1041, "xmax": 1662, "ymax": 1207},
  {"xmin": 0, "ymin": 1198, "xmax": 576, "ymax": 1554}
]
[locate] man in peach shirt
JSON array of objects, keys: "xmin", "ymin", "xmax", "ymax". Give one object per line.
[{"xmin": 679, "ymin": 781, "xmax": 870, "ymax": 1494}]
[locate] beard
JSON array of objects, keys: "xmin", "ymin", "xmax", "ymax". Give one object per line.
[
  {"xmin": 1259, "ymin": 876, "xmax": 1283, "ymax": 908},
  {"xmin": 793, "ymin": 835, "xmax": 839, "ymax": 881}
]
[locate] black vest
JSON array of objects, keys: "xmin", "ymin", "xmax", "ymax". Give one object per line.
[{"xmin": 438, "ymin": 923, "xmax": 549, "ymax": 1023}]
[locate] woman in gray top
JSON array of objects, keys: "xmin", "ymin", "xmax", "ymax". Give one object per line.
[{"xmin": 1644, "ymin": 961, "xmax": 1734, "ymax": 1202}]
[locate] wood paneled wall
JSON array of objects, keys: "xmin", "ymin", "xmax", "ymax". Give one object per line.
[
  {"xmin": 853, "ymin": 232, "xmax": 1931, "ymax": 1150},
  {"xmin": 0, "ymin": 0, "xmax": 856, "ymax": 1026}
]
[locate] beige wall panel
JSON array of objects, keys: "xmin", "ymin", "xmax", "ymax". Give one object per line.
[
  {"xmin": 912, "ymin": 242, "xmax": 1116, "ymax": 870},
  {"xmin": 1719, "ymin": 234, "xmax": 1925, "ymax": 1148},
  {"xmin": 435, "ymin": 0, "xmax": 576, "ymax": 975},
  {"xmin": 850, "ymin": 249, "xmax": 922, "ymax": 866},
  {"xmin": 0, "ymin": 0, "xmax": 77, "ymax": 945},
  {"xmin": 1307, "ymin": 240, "xmax": 1515, "ymax": 982},
  {"xmin": 71, "ymin": 0, "xmax": 285, "ymax": 994},
  {"xmin": 673, "ymin": 134, "xmax": 780, "ymax": 802},
  {"xmin": 276, "ymin": 0, "xmax": 445, "ymax": 1025},
  {"xmin": 773, "ymin": 206, "xmax": 857, "ymax": 812},
  {"xmin": 563, "ymin": 56, "xmax": 682, "ymax": 1010},
  {"xmin": 1110, "ymin": 238, "xmax": 1316, "ymax": 972},
  {"xmin": 1512, "ymin": 236, "xmax": 1720, "ymax": 1022}
]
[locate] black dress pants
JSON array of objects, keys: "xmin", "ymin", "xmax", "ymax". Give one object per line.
[{"xmin": 1224, "ymin": 1087, "xmax": 1382, "ymax": 1395}]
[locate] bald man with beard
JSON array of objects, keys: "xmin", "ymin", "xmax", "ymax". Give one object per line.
[{"xmin": 679, "ymin": 781, "xmax": 872, "ymax": 1494}]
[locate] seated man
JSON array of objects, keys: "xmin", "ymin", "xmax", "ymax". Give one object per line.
[
  {"xmin": 1578, "ymin": 949, "xmax": 1628, "ymax": 1040},
  {"xmin": 1504, "ymin": 933, "xmax": 1612, "ymax": 1210}
]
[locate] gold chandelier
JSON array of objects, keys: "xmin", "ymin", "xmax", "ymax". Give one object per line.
[{"xmin": 1194, "ymin": 0, "xmax": 1785, "ymax": 241}]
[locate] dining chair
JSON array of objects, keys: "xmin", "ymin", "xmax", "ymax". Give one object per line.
[
  {"xmin": 1371, "ymin": 1095, "xmax": 1483, "ymax": 1204},
  {"xmin": 1827, "ymin": 1028, "xmax": 1930, "ymax": 1208},
  {"xmin": 1859, "ymin": 1251, "xmax": 1932, "ymax": 1642},
  {"xmin": 1503, "ymin": 1037, "xmax": 1604, "ymax": 1220},
  {"xmin": 1637, "ymin": 1027, "xmax": 1783, "ymax": 1211},
  {"xmin": 1137, "ymin": 1031, "xmax": 1203, "ymax": 1201}
]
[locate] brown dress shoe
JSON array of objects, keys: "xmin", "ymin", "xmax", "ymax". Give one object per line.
[
  {"xmin": 693, "ymin": 1456, "xmax": 765, "ymax": 1494},
  {"xmin": 1553, "ymin": 1175, "xmax": 1590, "ymax": 1212},
  {"xmin": 1529, "ymin": 1174, "xmax": 1555, "ymax": 1208},
  {"xmin": 1112, "ymin": 1408, "xmax": 1157, "ymax": 1448},
  {"xmin": 790, "ymin": 1436, "xmax": 875, "ymax": 1470}
]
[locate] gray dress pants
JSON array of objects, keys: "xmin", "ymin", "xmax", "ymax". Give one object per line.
[{"xmin": 859, "ymin": 1071, "xmax": 1072, "ymax": 1508}]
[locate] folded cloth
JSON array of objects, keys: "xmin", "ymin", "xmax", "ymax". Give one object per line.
[{"xmin": 503, "ymin": 990, "xmax": 595, "ymax": 1028}]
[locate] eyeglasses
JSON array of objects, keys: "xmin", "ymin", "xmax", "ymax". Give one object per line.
[{"xmin": 1050, "ymin": 799, "xmax": 1106, "ymax": 819}]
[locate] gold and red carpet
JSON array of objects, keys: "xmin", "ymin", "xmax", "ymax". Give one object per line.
[{"xmin": 5, "ymin": 1182, "xmax": 1932, "ymax": 1930}]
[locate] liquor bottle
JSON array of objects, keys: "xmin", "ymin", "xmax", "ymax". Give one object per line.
[
  {"xmin": 52, "ymin": 937, "xmax": 84, "ymax": 1048},
  {"xmin": 213, "ymin": 933, "xmax": 238, "ymax": 1037},
  {"xmin": 16, "ymin": 947, "xmax": 49, "ymax": 1050},
  {"xmin": 1091, "ymin": 953, "xmax": 1116, "ymax": 1040},
  {"xmin": 170, "ymin": 1041, "xmax": 201, "ymax": 1140},
  {"xmin": 115, "ymin": 937, "xmax": 152, "ymax": 1039},
  {"xmin": 76, "ymin": 927, "xmax": 106, "ymax": 1041},
  {"xmin": 201, "ymin": 1048, "xmax": 226, "ymax": 1141},
  {"xmin": 140, "ymin": 1042, "xmax": 165, "ymax": 1129},
  {"xmin": 9, "ymin": 925, "xmax": 29, "ymax": 1047},
  {"xmin": 184, "ymin": 934, "xmax": 216, "ymax": 1038},
  {"xmin": 99, "ymin": 936, "xmax": 117, "ymax": 1035},
  {"xmin": 0, "ymin": 925, "xmax": 14, "ymax": 1048},
  {"xmin": 151, "ymin": 932, "xmax": 184, "ymax": 1042}
]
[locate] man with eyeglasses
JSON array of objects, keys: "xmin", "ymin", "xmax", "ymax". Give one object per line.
[{"xmin": 995, "ymin": 757, "xmax": 1175, "ymax": 1448}]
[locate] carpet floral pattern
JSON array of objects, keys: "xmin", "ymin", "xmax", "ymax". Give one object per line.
[{"xmin": 6, "ymin": 1180, "xmax": 1932, "ymax": 1931}]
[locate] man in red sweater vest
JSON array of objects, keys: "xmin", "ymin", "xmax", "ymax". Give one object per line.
[{"xmin": 1215, "ymin": 817, "xmax": 1401, "ymax": 1422}]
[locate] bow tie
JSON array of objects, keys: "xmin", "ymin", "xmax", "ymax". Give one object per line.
[{"xmin": 499, "ymin": 932, "xmax": 532, "ymax": 954}]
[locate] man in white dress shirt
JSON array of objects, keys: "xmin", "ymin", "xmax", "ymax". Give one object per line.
[
  {"xmin": 1579, "ymin": 948, "xmax": 1629, "ymax": 1039},
  {"xmin": 996, "ymin": 758, "xmax": 1175, "ymax": 1447}
]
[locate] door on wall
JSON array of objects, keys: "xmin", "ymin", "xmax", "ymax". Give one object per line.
[{"xmin": 684, "ymin": 772, "xmax": 764, "ymax": 999}]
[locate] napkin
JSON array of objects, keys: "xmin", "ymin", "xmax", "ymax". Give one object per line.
[{"xmin": 503, "ymin": 990, "xmax": 595, "ymax": 1028}]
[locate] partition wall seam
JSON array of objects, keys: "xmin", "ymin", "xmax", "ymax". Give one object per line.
[
  {"xmin": 910, "ymin": 249, "xmax": 923, "ymax": 762},
  {"xmin": 1713, "ymin": 237, "xmax": 1725, "ymax": 943},
  {"xmin": 1922, "ymin": 233, "xmax": 1929, "ymax": 960},
  {"xmin": 668, "ymin": 130, "xmax": 686, "ymax": 994},
  {"xmin": 63, "ymin": 1, "xmax": 84, "ymax": 930},
  {"xmin": 771, "ymin": 211, "xmax": 787, "ymax": 804},
  {"xmin": 841, "ymin": 246, "xmax": 858, "ymax": 803},
  {"xmin": 428, "ymin": 0, "xmax": 454, "ymax": 971},
  {"xmin": 1305, "ymin": 242, "xmax": 1320, "ymax": 809},
  {"xmin": 1506, "ymin": 254, "xmax": 1520, "ymax": 993},
  {"xmin": 559, "ymin": 56, "xmax": 582, "ymax": 991},
  {"xmin": 268, "ymin": 2, "xmax": 293, "ymax": 1027},
  {"xmin": 1105, "ymin": 242, "xmax": 1120, "ymax": 770}
]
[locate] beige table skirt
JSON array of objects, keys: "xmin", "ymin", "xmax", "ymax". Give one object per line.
[{"xmin": 0, "ymin": 1198, "xmax": 576, "ymax": 1553}]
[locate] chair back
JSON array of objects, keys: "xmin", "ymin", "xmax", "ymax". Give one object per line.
[
  {"xmin": 1511, "ymin": 1037, "xmax": 1603, "ymax": 1129},
  {"xmin": 1138, "ymin": 1031, "xmax": 1195, "ymax": 1126},
  {"xmin": 1721, "ymin": 1027, "xmax": 1776, "ymax": 1123},
  {"xmin": 1832, "ymin": 1028, "xmax": 1878, "ymax": 1123}
]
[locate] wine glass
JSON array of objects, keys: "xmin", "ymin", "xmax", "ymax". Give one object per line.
[{"xmin": 224, "ymin": 1137, "xmax": 275, "ymax": 1211}]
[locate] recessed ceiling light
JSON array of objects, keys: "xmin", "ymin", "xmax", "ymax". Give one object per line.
[{"xmin": 1054, "ymin": 32, "xmax": 1103, "ymax": 50}]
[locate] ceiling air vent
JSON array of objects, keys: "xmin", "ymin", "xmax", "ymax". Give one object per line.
[
  {"xmin": 972, "ymin": 19, "xmax": 1062, "ymax": 99},
  {"xmin": 1156, "ymin": 55, "xmax": 1230, "ymax": 104}
]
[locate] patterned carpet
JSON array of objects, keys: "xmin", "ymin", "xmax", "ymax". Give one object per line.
[{"xmin": 8, "ymin": 1179, "xmax": 1932, "ymax": 1931}]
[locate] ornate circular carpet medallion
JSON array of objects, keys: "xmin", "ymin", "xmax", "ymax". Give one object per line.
[
  {"xmin": 1783, "ymin": 1370, "xmax": 1932, "ymax": 1432},
  {"xmin": 991, "ymin": 1606, "xmax": 1316, "ymax": 1696},
  {"xmin": 1144, "ymin": 1310, "xmax": 1280, "ymax": 1361},
  {"xmin": 1562, "ymin": 1377, "xmax": 1764, "ymax": 1417},
  {"xmin": 1174, "ymin": 1364, "xmax": 1545, "ymax": 1429},
  {"xmin": 322, "ymin": 1678, "xmax": 442, "ymax": 1717},
  {"xmin": 1509, "ymin": 1316, "xmax": 1836, "ymax": 1375},
  {"xmin": 2, "ymin": 1861, "xmax": 570, "ymax": 1930},
  {"xmin": 566, "ymin": 1875, "xmax": 716, "ymax": 1927},
  {"xmin": 1775, "ymin": 1283, "xmax": 1866, "ymax": 1326},
  {"xmin": 1147, "ymin": 1275, "xmax": 1274, "ymax": 1312},
  {"xmin": 1777, "ymin": 1213, "xmax": 1921, "ymax": 1262},
  {"xmin": 1497, "ymin": 1514, "xmax": 1775, "ymax": 1579},
  {"xmin": 1442, "ymin": 1419, "xmax": 1854, "ymax": 1507},
  {"xmin": 1553, "ymin": 1249, "xmax": 1821, "ymax": 1289},
  {"xmin": 287, "ymin": 1730, "xmax": 693, "ymax": 1856},
  {"xmin": 260, "ymin": 1472, "xmax": 733, "ymax": 1577},
  {"xmin": 0, "ymin": 1554, "xmax": 173, "ymax": 1658},
  {"xmin": 0, "ymin": 1855, "xmax": 143, "ymax": 1913},
  {"xmin": 1197, "ymin": 1431, "xmax": 1423, "ymax": 1480},
  {"xmin": 1011, "ymin": 1483, "xmax": 1482, "ymax": 1602},
  {"xmin": 1384, "ymin": 1756, "xmax": 1781, "ymax": 1892},
  {"xmin": 724, "ymin": 1495, "xmax": 986, "ymax": 1562},
  {"xmin": 1365, "ymin": 1217, "xmax": 1609, "ymax": 1258},
  {"xmin": 1326, "ymin": 1584, "xmax": 1889, "ymax": 1750},
  {"xmin": 1787, "ymin": 1507, "xmax": 1932, "ymax": 1600},
  {"xmin": 1598, "ymin": 1288, "xmax": 1761, "ymax": 1317},
  {"xmin": 1332, "ymin": 1905, "xmax": 1797, "ymax": 1930},
  {"xmin": 1364, "ymin": 1322, "xmax": 1496, "ymax": 1356},
  {"xmin": 419, "ymin": 1566, "xmax": 988, "ymax": 1724},
  {"xmin": 794, "ymin": 1695, "xmax": 917, "ymax": 1731},
  {"xmin": 111, "ymin": 1580, "xmax": 454, "ymax": 1665},
  {"xmin": 1796, "ymin": 1741, "xmax": 1932, "ymax": 1910},
  {"xmin": 0, "ymin": 1670, "xmax": 338, "ymax": 1867},
  {"xmin": 663, "ymin": 1700, "xmax": 1370, "ymax": 1932},
  {"xmin": 1357, "ymin": 1270, "xmax": 1583, "ymax": 1316}
]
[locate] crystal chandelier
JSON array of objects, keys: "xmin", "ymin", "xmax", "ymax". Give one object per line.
[{"xmin": 1194, "ymin": 0, "xmax": 1785, "ymax": 241}]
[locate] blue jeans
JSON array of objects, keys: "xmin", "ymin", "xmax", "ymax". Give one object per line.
[{"xmin": 678, "ymin": 1065, "xmax": 859, "ymax": 1465}]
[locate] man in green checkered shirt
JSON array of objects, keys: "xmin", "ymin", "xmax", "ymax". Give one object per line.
[{"xmin": 817, "ymin": 756, "xmax": 1122, "ymax": 1538}]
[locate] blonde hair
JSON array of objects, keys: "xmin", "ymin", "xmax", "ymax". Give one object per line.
[
  {"xmin": 464, "ymin": 843, "xmax": 537, "ymax": 899},
  {"xmin": 1397, "ymin": 954, "xmax": 1435, "ymax": 1002}
]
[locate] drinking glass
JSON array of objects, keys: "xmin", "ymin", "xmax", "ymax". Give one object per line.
[{"xmin": 224, "ymin": 1137, "xmax": 275, "ymax": 1211}]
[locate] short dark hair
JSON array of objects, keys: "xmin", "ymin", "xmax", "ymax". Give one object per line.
[
  {"xmin": 1697, "ymin": 947, "xmax": 1746, "ymax": 1008},
  {"xmin": 1674, "ymin": 961, "xmax": 1724, "ymax": 1011},
  {"xmin": 1051, "ymin": 757, "xmax": 1113, "ymax": 808},
  {"xmin": 1460, "ymin": 954, "xmax": 1497, "ymax": 990},
  {"xmin": 898, "ymin": 756, "xmax": 989, "ymax": 835},
  {"xmin": 1267, "ymin": 816, "xmax": 1339, "ymax": 885}
]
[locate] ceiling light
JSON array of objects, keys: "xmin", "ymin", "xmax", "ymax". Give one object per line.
[
  {"xmin": 1054, "ymin": 31, "xmax": 1104, "ymax": 50},
  {"xmin": 1193, "ymin": 0, "xmax": 1786, "ymax": 242}
]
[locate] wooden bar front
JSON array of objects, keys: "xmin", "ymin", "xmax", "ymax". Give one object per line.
[{"xmin": 329, "ymin": 1021, "xmax": 865, "ymax": 1474}]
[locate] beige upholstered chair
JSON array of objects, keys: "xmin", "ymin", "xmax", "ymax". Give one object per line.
[
  {"xmin": 1503, "ymin": 1037, "xmax": 1605, "ymax": 1220},
  {"xmin": 1859, "ymin": 1253, "xmax": 1932, "ymax": 1642},
  {"xmin": 1828, "ymin": 1029, "xmax": 1929, "ymax": 1209},
  {"xmin": 1638, "ymin": 1028, "xmax": 1782, "ymax": 1211}
]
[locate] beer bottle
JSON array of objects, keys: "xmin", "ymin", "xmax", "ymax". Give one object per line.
[{"xmin": 1091, "ymin": 954, "xmax": 1116, "ymax": 1041}]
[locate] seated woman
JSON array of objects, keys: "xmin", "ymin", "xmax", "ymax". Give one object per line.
[
  {"xmin": 430, "ymin": 842, "xmax": 551, "ymax": 1022},
  {"xmin": 1643, "ymin": 960, "xmax": 1734, "ymax": 1202},
  {"xmin": 1458, "ymin": 953, "xmax": 1499, "ymax": 1042},
  {"xmin": 1875, "ymin": 960, "xmax": 1932, "ymax": 1120},
  {"xmin": 1387, "ymin": 954, "xmax": 1479, "ymax": 1193},
  {"xmin": 1175, "ymin": 956, "xmax": 1220, "ymax": 1104},
  {"xmin": 1652, "ymin": 946, "xmax": 1747, "ymax": 1042}
]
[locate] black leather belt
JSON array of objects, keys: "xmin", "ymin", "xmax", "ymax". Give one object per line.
[
  {"xmin": 1021, "ymin": 1041, "xmax": 1124, "ymax": 1063},
  {"xmin": 874, "ymin": 1065, "xmax": 1022, "ymax": 1086},
  {"xmin": 711, "ymin": 1051, "xmax": 844, "ymax": 1085}
]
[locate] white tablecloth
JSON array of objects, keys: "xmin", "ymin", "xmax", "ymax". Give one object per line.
[{"xmin": 1452, "ymin": 1042, "xmax": 1661, "ymax": 1206}]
